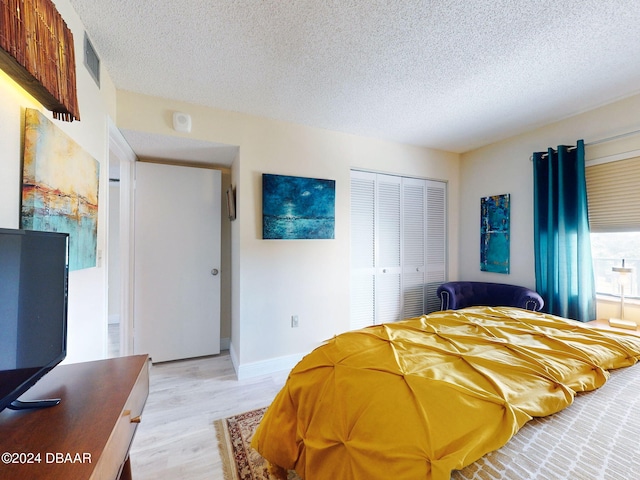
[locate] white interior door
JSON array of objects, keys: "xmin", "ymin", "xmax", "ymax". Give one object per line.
[{"xmin": 133, "ymin": 162, "xmax": 221, "ymax": 362}]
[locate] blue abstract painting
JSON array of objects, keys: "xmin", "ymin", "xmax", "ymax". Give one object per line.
[
  {"xmin": 480, "ymin": 194, "xmax": 510, "ymax": 274},
  {"xmin": 263, "ymin": 174, "xmax": 335, "ymax": 240}
]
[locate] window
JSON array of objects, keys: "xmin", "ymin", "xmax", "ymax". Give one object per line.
[
  {"xmin": 590, "ymin": 232, "xmax": 640, "ymax": 299},
  {"xmin": 586, "ymin": 155, "xmax": 640, "ymax": 299}
]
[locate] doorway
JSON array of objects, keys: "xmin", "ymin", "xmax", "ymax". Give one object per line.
[
  {"xmin": 106, "ymin": 123, "xmax": 238, "ymax": 358},
  {"xmin": 107, "ymin": 122, "xmax": 136, "ymax": 358}
]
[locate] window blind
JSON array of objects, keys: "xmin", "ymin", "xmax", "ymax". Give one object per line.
[{"xmin": 585, "ymin": 156, "xmax": 640, "ymax": 232}]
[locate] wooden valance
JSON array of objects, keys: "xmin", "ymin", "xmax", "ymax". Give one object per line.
[{"xmin": 0, "ymin": 0, "xmax": 80, "ymax": 121}]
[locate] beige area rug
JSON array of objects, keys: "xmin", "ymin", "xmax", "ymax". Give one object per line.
[{"xmin": 215, "ymin": 408, "xmax": 301, "ymax": 480}]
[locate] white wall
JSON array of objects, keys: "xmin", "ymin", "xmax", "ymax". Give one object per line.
[
  {"xmin": 116, "ymin": 91, "xmax": 461, "ymax": 377},
  {"xmin": 0, "ymin": 0, "xmax": 117, "ymax": 363},
  {"xmin": 459, "ymin": 93, "xmax": 640, "ymax": 322}
]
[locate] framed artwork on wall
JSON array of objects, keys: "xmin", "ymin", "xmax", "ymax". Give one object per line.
[
  {"xmin": 21, "ymin": 108, "xmax": 99, "ymax": 271},
  {"xmin": 226, "ymin": 186, "xmax": 236, "ymax": 221},
  {"xmin": 480, "ymin": 193, "xmax": 510, "ymax": 274},
  {"xmin": 262, "ymin": 173, "xmax": 335, "ymax": 240}
]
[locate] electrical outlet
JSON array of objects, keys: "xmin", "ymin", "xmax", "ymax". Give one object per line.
[{"xmin": 291, "ymin": 315, "xmax": 299, "ymax": 328}]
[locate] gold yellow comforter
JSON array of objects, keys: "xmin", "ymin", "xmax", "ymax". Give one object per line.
[{"xmin": 251, "ymin": 307, "xmax": 640, "ymax": 480}]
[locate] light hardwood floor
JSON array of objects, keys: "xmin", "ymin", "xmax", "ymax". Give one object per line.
[{"xmin": 129, "ymin": 352, "xmax": 288, "ymax": 480}]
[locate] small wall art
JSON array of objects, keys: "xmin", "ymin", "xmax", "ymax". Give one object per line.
[
  {"xmin": 21, "ymin": 108, "xmax": 99, "ymax": 270},
  {"xmin": 263, "ymin": 173, "xmax": 335, "ymax": 240},
  {"xmin": 480, "ymin": 193, "xmax": 510, "ymax": 274},
  {"xmin": 226, "ymin": 186, "xmax": 236, "ymax": 221}
]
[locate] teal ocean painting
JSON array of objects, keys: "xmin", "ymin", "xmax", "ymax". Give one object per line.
[
  {"xmin": 480, "ymin": 194, "xmax": 510, "ymax": 274},
  {"xmin": 263, "ymin": 174, "xmax": 335, "ymax": 240}
]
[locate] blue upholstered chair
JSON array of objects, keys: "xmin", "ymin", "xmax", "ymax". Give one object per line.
[{"xmin": 437, "ymin": 281, "xmax": 544, "ymax": 312}]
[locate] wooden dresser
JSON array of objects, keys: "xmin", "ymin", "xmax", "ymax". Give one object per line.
[{"xmin": 0, "ymin": 355, "xmax": 149, "ymax": 480}]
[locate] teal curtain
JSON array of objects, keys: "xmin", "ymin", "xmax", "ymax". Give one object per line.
[{"xmin": 533, "ymin": 140, "xmax": 596, "ymax": 322}]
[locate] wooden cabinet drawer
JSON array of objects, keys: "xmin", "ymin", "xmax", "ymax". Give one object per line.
[{"xmin": 91, "ymin": 358, "xmax": 149, "ymax": 480}]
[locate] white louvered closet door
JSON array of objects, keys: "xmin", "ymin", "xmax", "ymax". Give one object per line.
[
  {"xmin": 376, "ymin": 175, "xmax": 402, "ymax": 324},
  {"xmin": 350, "ymin": 171, "xmax": 376, "ymax": 330},
  {"xmin": 425, "ymin": 180, "xmax": 447, "ymax": 313},
  {"xmin": 350, "ymin": 170, "xmax": 447, "ymax": 330},
  {"xmin": 402, "ymin": 177, "xmax": 427, "ymax": 318}
]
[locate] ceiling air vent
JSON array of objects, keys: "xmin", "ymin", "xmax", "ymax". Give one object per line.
[{"xmin": 84, "ymin": 33, "xmax": 100, "ymax": 88}]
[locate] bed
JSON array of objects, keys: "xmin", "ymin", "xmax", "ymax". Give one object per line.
[{"xmin": 251, "ymin": 307, "xmax": 640, "ymax": 480}]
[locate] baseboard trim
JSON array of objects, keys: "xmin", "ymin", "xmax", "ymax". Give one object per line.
[
  {"xmin": 228, "ymin": 344, "xmax": 302, "ymax": 380},
  {"xmin": 229, "ymin": 343, "xmax": 239, "ymax": 376}
]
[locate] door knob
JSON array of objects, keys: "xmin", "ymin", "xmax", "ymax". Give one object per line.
[{"xmin": 211, "ymin": 268, "xmax": 219, "ymax": 276}]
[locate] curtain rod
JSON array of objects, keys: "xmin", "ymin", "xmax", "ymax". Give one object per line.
[
  {"xmin": 584, "ymin": 127, "xmax": 640, "ymax": 147},
  {"xmin": 530, "ymin": 127, "xmax": 640, "ymax": 160}
]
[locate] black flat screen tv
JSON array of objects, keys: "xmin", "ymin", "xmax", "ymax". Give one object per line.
[{"xmin": 0, "ymin": 228, "xmax": 69, "ymax": 413}]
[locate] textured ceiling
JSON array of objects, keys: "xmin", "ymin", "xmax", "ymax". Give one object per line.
[{"xmin": 70, "ymin": 0, "xmax": 640, "ymax": 158}]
